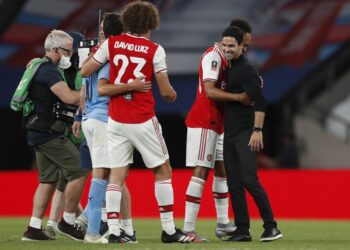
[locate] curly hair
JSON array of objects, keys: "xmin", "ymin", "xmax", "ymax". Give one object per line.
[{"xmin": 121, "ymin": 1, "xmax": 160, "ymax": 35}]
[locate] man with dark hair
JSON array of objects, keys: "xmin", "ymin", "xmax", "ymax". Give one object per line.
[
  {"xmin": 230, "ymin": 19, "xmax": 252, "ymax": 32},
  {"xmin": 73, "ymin": 13, "xmax": 139, "ymax": 244},
  {"xmin": 223, "ymin": 26, "xmax": 282, "ymax": 242},
  {"xmin": 230, "ymin": 18, "xmax": 252, "ymax": 53},
  {"xmin": 183, "ymin": 26, "xmax": 252, "ymax": 241},
  {"xmin": 81, "ymin": 1, "xmax": 193, "ymax": 244},
  {"xmin": 101, "ymin": 12, "xmax": 123, "ymax": 39}
]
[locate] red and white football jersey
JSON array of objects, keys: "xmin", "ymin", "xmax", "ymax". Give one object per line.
[
  {"xmin": 93, "ymin": 33, "xmax": 167, "ymax": 123},
  {"xmin": 185, "ymin": 43, "xmax": 228, "ymax": 134}
]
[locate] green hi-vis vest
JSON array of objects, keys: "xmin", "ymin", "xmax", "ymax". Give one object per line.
[{"xmin": 10, "ymin": 57, "xmax": 49, "ymax": 116}]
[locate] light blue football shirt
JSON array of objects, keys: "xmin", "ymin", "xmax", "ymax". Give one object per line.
[{"xmin": 82, "ymin": 63, "xmax": 110, "ymax": 123}]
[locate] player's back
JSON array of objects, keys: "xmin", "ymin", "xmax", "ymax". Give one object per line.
[
  {"xmin": 107, "ymin": 33, "xmax": 160, "ymax": 124},
  {"xmin": 83, "ymin": 64, "xmax": 110, "ymax": 123}
]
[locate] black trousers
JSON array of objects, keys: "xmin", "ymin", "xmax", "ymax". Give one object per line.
[{"xmin": 224, "ymin": 129, "xmax": 277, "ymax": 233}]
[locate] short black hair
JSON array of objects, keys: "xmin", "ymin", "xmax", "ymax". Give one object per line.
[
  {"xmin": 229, "ymin": 18, "xmax": 252, "ymax": 33},
  {"xmin": 221, "ymin": 26, "xmax": 244, "ymax": 45},
  {"xmin": 103, "ymin": 12, "xmax": 123, "ymax": 37}
]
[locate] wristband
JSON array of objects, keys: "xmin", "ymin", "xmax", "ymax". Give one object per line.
[
  {"xmin": 253, "ymin": 127, "xmax": 262, "ymax": 132},
  {"xmin": 74, "ymin": 114, "xmax": 82, "ymax": 122},
  {"xmin": 74, "ymin": 109, "xmax": 82, "ymax": 121}
]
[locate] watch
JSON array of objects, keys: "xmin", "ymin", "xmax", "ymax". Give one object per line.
[{"xmin": 253, "ymin": 127, "xmax": 262, "ymax": 132}]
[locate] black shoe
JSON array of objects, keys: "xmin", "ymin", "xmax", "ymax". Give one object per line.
[
  {"xmin": 120, "ymin": 229, "xmax": 138, "ymax": 243},
  {"xmin": 99, "ymin": 220, "xmax": 108, "ymax": 236},
  {"xmin": 161, "ymin": 228, "xmax": 194, "ymax": 243},
  {"xmin": 224, "ymin": 229, "xmax": 252, "ymax": 242},
  {"xmin": 57, "ymin": 218, "xmax": 85, "ymax": 241},
  {"xmin": 260, "ymin": 227, "xmax": 283, "ymax": 242},
  {"xmin": 108, "ymin": 234, "xmax": 123, "ymax": 243},
  {"xmin": 22, "ymin": 226, "xmax": 55, "ymax": 241}
]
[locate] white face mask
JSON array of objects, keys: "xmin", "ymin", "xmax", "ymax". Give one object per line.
[{"xmin": 58, "ymin": 55, "xmax": 71, "ymax": 69}]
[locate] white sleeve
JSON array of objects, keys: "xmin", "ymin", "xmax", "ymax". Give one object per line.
[
  {"xmin": 201, "ymin": 51, "xmax": 222, "ymax": 82},
  {"xmin": 153, "ymin": 45, "xmax": 167, "ymax": 74},
  {"xmin": 92, "ymin": 39, "xmax": 109, "ymax": 65}
]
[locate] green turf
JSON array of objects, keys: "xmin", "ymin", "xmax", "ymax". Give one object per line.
[{"xmin": 1, "ymin": 218, "xmax": 350, "ymax": 250}]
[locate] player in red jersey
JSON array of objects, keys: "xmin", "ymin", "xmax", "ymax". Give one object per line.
[
  {"xmin": 183, "ymin": 24, "xmax": 253, "ymax": 241},
  {"xmin": 81, "ymin": 1, "xmax": 193, "ymax": 244}
]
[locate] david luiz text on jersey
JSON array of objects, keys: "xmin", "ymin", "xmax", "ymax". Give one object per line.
[{"xmin": 114, "ymin": 41, "xmax": 149, "ymax": 54}]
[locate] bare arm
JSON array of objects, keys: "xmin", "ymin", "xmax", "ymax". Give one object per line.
[
  {"xmin": 72, "ymin": 115, "xmax": 81, "ymax": 138},
  {"xmin": 72, "ymin": 86, "xmax": 85, "ymax": 138},
  {"xmin": 254, "ymin": 111, "xmax": 265, "ymax": 129},
  {"xmin": 98, "ymin": 77, "xmax": 151, "ymax": 97},
  {"xmin": 204, "ymin": 81, "xmax": 251, "ymax": 105},
  {"xmin": 80, "ymin": 58, "xmax": 103, "ymax": 77},
  {"xmin": 80, "ymin": 84, "xmax": 86, "ymax": 109},
  {"xmin": 50, "ymin": 81, "xmax": 80, "ymax": 105},
  {"xmin": 154, "ymin": 72, "xmax": 176, "ymax": 102}
]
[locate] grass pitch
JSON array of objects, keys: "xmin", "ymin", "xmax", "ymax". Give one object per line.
[{"xmin": 0, "ymin": 218, "xmax": 350, "ymax": 250}]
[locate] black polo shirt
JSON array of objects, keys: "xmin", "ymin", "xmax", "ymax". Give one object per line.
[
  {"xmin": 27, "ymin": 61, "xmax": 63, "ymax": 145},
  {"xmin": 225, "ymin": 55, "xmax": 265, "ymax": 136}
]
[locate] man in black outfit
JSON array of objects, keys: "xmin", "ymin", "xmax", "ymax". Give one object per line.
[{"xmin": 222, "ymin": 26, "xmax": 283, "ymax": 242}]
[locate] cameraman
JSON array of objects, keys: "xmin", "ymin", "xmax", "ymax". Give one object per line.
[
  {"xmin": 22, "ymin": 30, "xmax": 87, "ymax": 241},
  {"xmin": 45, "ymin": 31, "xmax": 88, "ymax": 239}
]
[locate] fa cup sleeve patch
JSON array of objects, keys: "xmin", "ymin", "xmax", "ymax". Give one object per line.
[{"xmin": 211, "ymin": 61, "xmax": 218, "ymax": 71}]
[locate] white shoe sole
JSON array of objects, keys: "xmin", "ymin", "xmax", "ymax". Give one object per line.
[
  {"xmin": 84, "ymin": 238, "xmax": 108, "ymax": 244},
  {"xmin": 260, "ymin": 233, "xmax": 283, "ymax": 242},
  {"xmin": 21, "ymin": 237, "xmax": 37, "ymax": 241},
  {"xmin": 125, "ymin": 240, "xmax": 138, "ymax": 243},
  {"xmin": 21, "ymin": 237, "xmax": 52, "ymax": 241}
]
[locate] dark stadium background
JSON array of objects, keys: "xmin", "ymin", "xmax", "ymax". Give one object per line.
[{"xmin": 1, "ymin": 0, "xmax": 350, "ymax": 171}]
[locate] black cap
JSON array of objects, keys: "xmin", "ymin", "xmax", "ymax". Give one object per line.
[{"xmin": 68, "ymin": 32, "xmax": 84, "ymax": 51}]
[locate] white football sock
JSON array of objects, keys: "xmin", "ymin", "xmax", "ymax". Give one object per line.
[
  {"xmin": 106, "ymin": 184, "xmax": 122, "ymax": 236},
  {"xmin": 29, "ymin": 217, "xmax": 41, "ymax": 229},
  {"xmin": 213, "ymin": 176, "xmax": 230, "ymax": 224},
  {"xmin": 155, "ymin": 179, "xmax": 175, "ymax": 235},
  {"xmin": 63, "ymin": 212, "xmax": 76, "ymax": 225},
  {"xmin": 121, "ymin": 218, "xmax": 134, "ymax": 236},
  {"xmin": 184, "ymin": 176, "xmax": 205, "ymax": 232}
]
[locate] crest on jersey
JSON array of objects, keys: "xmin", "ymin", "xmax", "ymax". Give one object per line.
[
  {"xmin": 211, "ymin": 61, "xmax": 218, "ymax": 71},
  {"xmin": 207, "ymin": 154, "xmax": 213, "ymax": 162}
]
